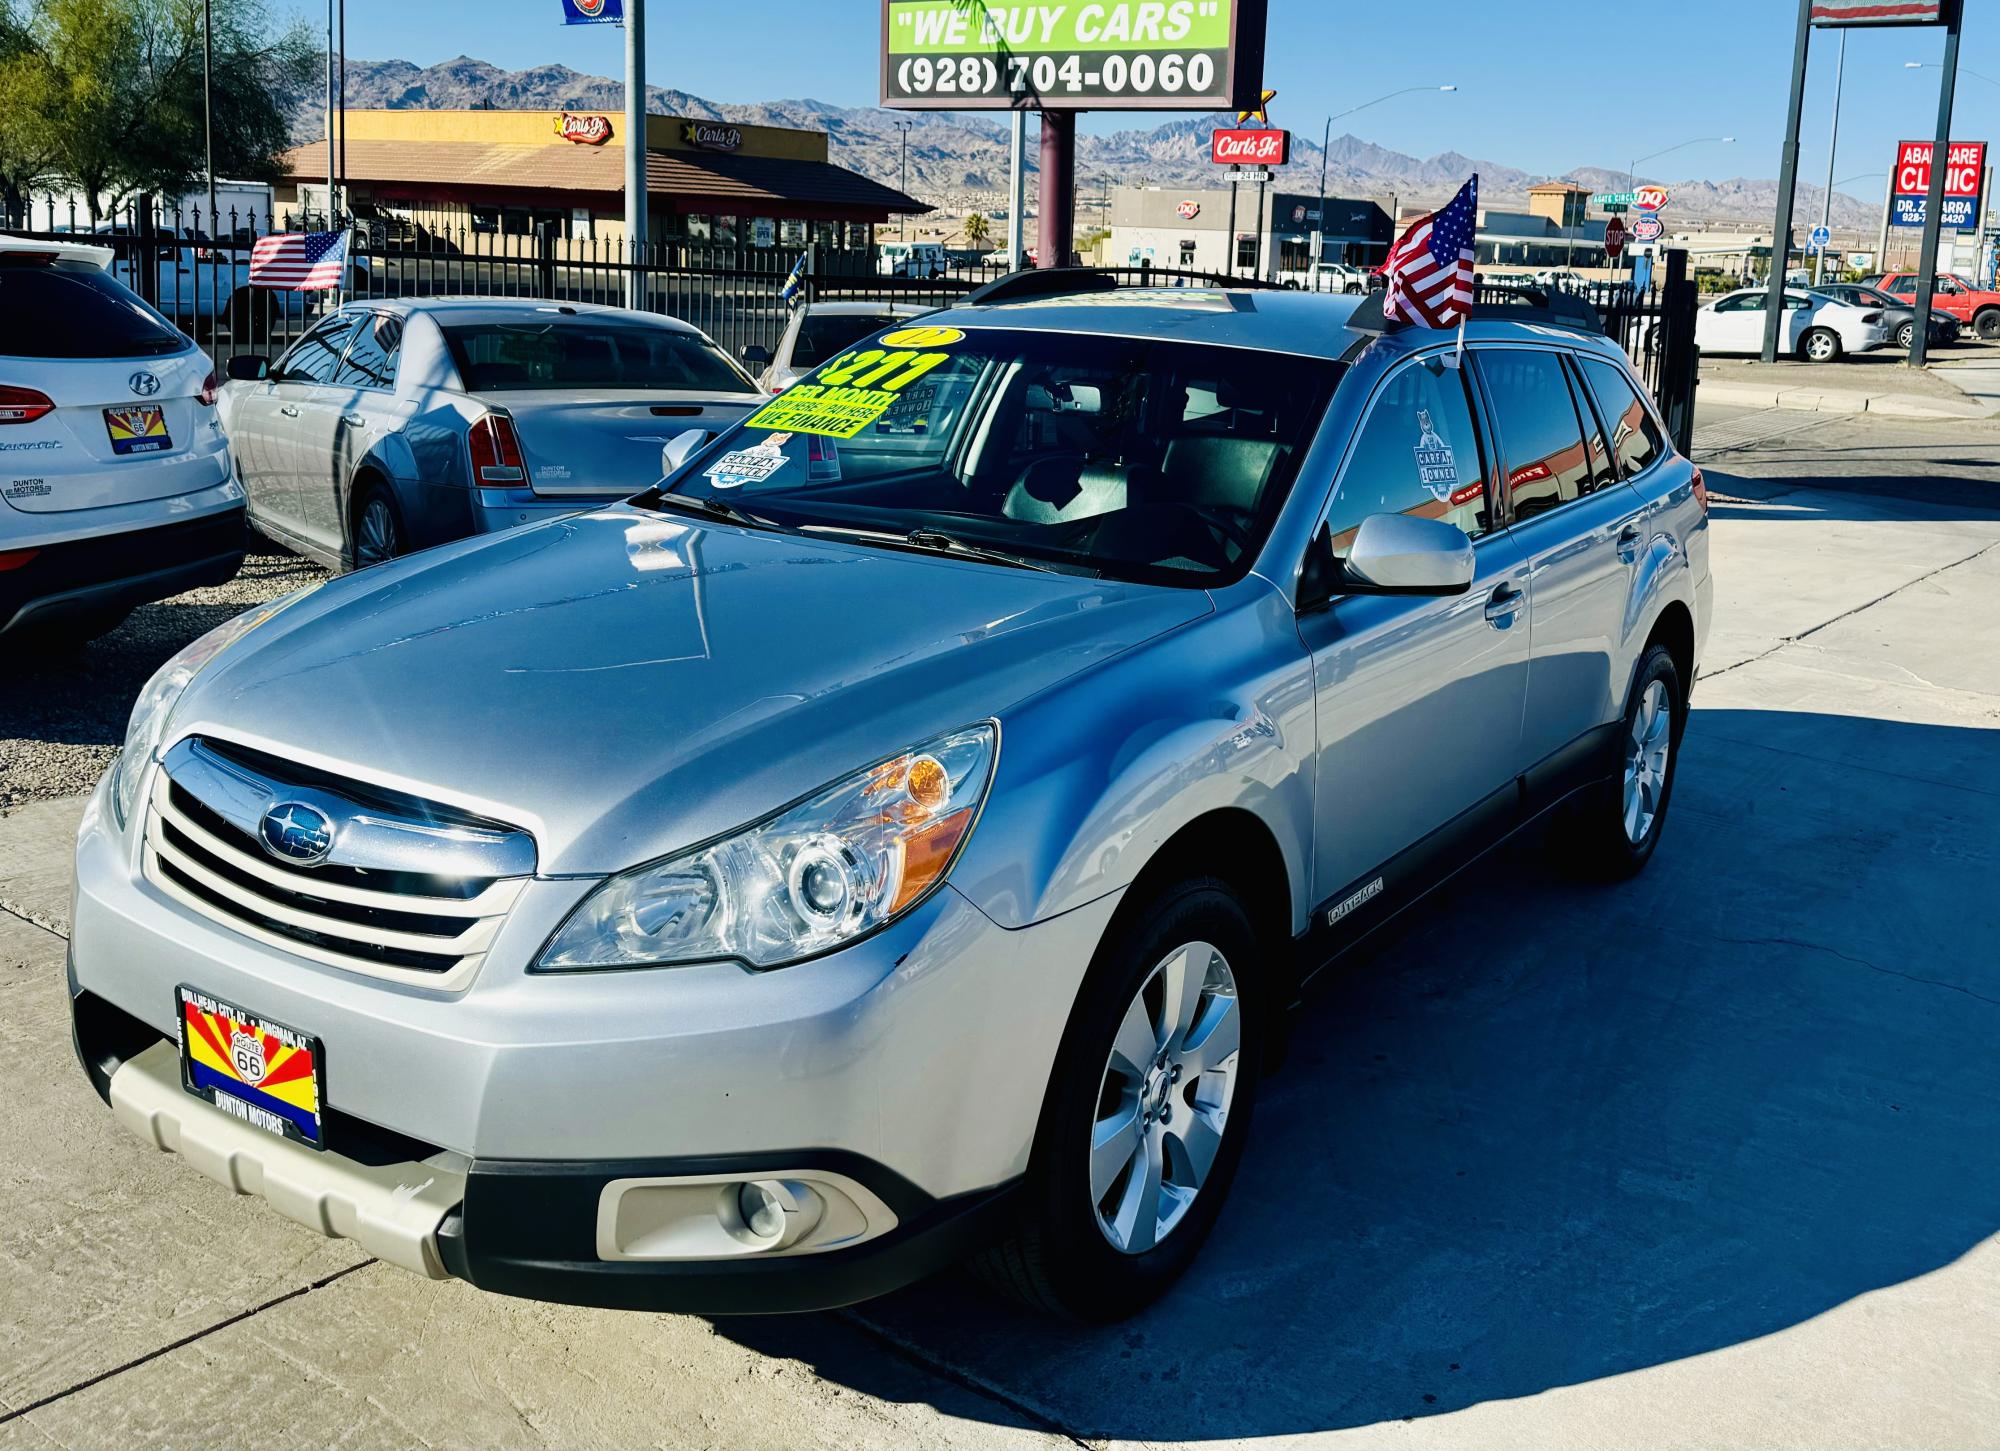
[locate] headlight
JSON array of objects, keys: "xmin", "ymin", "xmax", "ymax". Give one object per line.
[
  {"xmin": 539, "ymin": 724, "xmax": 997, "ymax": 971},
  {"xmin": 110, "ymin": 586, "xmax": 320, "ymax": 828}
]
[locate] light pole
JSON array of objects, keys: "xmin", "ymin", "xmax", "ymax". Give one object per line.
[
  {"xmin": 1313, "ymin": 85, "xmax": 1455, "ymax": 280},
  {"xmin": 1815, "ymin": 31, "xmax": 1846, "ymax": 285},
  {"xmin": 894, "ymin": 119, "xmax": 915, "ymax": 242},
  {"xmin": 1628, "ymin": 135, "xmax": 1735, "ymax": 194},
  {"xmin": 202, "ymin": 0, "xmax": 215, "ymax": 232},
  {"xmin": 1906, "ymin": 59, "xmax": 2000, "ymax": 89}
]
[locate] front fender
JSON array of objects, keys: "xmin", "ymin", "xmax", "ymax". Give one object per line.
[{"xmin": 951, "ymin": 588, "xmax": 1317, "ymax": 935}]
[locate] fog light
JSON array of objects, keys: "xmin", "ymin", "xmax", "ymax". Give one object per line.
[
  {"xmin": 721, "ymin": 1178, "xmax": 824, "ymax": 1250},
  {"xmin": 739, "ymin": 1181, "xmax": 785, "ymax": 1240}
]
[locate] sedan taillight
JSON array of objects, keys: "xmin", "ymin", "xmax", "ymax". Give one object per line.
[
  {"xmin": 1691, "ymin": 465, "xmax": 1710, "ymax": 515},
  {"xmin": 468, "ymin": 411, "xmax": 527, "ymax": 485},
  {"xmin": 1860, "ymin": 311, "xmax": 1883, "ymax": 324},
  {"xmin": 0, "ymin": 386, "xmax": 54, "ymax": 425},
  {"xmin": 197, "ymin": 369, "xmax": 220, "ymax": 407}
]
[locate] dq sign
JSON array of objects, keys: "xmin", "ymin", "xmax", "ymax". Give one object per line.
[
  {"xmin": 1177, "ymin": 199, "xmax": 1201, "ymax": 219},
  {"xmin": 1892, "ymin": 140, "xmax": 1986, "ymax": 230},
  {"xmin": 1211, "ymin": 128, "xmax": 1290, "ymax": 166},
  {"xmin": 1633, "ymin": 185, "xmax": 1670, "ymax": 213}
]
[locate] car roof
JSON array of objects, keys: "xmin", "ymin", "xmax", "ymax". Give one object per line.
[
  {"xmin": 358, "ymin": 296, "xmax": 705, "ymax": 333},
  {"xmin": 0, "ymin": 233, "xmax": 112, "ymax": 269},
  {"xmin": 919, "ymin": 285, "xmax": 1627, "ymax": 363},
  {"xmin": 801, "ymin": 300, "xmax": 934, "ymax": 317}
]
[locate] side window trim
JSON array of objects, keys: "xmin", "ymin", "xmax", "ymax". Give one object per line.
[
  {"xmin": 333, "ymin": 311, "xmax": 400, "ymax": 392},
  {"xmin": 271, "ymin": 311, "xmax": 357, "ymax": 385},
  {"xmin": 1579, "ymin": 352, "xmax": 1672, "ymax": 479},
  {"xmin": 1312, "ymin": 349, "xmax": 1496, "ymax": 539},
  {"xmin": 1468, "ymin": 343, "xmax": 1597, "ymax": 524}
]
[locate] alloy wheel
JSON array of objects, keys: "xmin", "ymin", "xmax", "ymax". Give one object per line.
[
  {"xmin": 1090, "ymin": 940, "xmax": 1242, "ymax": 1255},
  {"xmin": 1623, "ymin": 679, "xmax": 1673, "ymax": 845},
  {"xmin": 356, "ymin": 496, "xmax": 400, "ymax": 567},
  {"xmin": 1806, "ymin": 330, "xmax": 1838, "ymax": 363}
]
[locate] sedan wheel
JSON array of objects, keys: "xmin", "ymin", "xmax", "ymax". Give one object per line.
[
  {"xmin": 1803, "ymin": 327, "xmax": 1841, "ymax": 363},
  {"xmin": 354, "ymin": 493, "xmax": 403, "ymax": 569},
  {"xmin": 1090, "ymin": 940, "xmax": 1242, "ymax": 1255},
  {"xmin": 1623, "ymin": 679, "xmax": 1674, "ymax": 847},
  {"xmin": 1896, "ymin": 321, "xmax": 1916, "ymax": 350}
]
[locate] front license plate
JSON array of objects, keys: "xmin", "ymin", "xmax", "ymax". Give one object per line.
[
  {"xmin": 104, "ymin": 404, "xmax": 171, "ymax": 456},
  {"xmin": 177, "ymin": 985, "xmax": 326, "ymax": 1149}
]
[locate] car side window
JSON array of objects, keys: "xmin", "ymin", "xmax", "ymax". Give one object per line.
[
  {"xmin": 332, "ymin": 313, "xmax": 403, "ymax": 390},
  {"xmin": 1578, "ymin": 357, "xmax": 1664, "ymax": 479},
  {"xmin": 1714, "ymin": 294, "xmax": 1763, "ymax": 313},
  {"xmin": 1322, "ymin": 355, "xmax": 1490, "ymax": 558},
  {"xmin": 1476, "ymin": 348, "xmax": 1598, "ymax": 520},
  {"xmin": 273, "ymin": 313, "xmax": 362, "ymax": 385}
]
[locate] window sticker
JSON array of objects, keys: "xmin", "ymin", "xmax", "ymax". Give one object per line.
[
  {"xmin": 743, "ymin": 348, "xmax": 952, "ymax": 439},
  {"xmin": 1413, "ymin": 409, "xmax": 1459, "ymax": 502},
  {"xmin": 704, "ymin": 439, "xmax": 791, "ymax": 489},
  {"xmin": 877, "ymin": 325, "xmax": 964, "ymax": 348}
]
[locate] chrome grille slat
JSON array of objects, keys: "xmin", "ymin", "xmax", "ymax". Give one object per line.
[{"xmin": 141, "ymin": 738, "xmax": 536, "ymax": 990}]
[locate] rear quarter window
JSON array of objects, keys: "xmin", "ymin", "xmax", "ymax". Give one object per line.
[{"xmin": 0, "ymin": 260, "xmax": 186, "ymax": 359}]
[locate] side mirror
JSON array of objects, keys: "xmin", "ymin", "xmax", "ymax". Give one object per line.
[
  {"xmin": 225, "ymin": 354, "xmax": 269, "ymax": 382},
  {"xmin": 741, "ymin": 343, "xmax": 773, "ymax": 367},
  {"xmin": 1340, "ymin": 513, "xmax": 1476, "ymax": 596},
  {"xmin": 661, "ymin": 428, "xmax": 713, "ymax": 477}
]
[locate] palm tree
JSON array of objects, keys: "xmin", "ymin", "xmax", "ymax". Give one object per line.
[{"xmin": 964, "ymin": 212, "xmax": 991, "ymax": 249}]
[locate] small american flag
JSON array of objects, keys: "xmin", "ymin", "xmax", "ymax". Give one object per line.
[
  {"xmin": 249, "ymin": 230, "xmax": 350, "ymax": 291},
  {"xmin": 1381, "ymin": 176, "xmax": 1478, "ymax": 330}
]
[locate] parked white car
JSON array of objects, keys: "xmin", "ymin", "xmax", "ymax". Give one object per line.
[
  {"xmin": 1689, "ymin": 287, "xmax": 1890, "ymax": 362},
  {"xmin": 742, "ymin": 300, "xmax": 935, "ymax": 392},
  {"xmin": 0, "ymin": 236, "xmax": 244, "ymax": 644}
]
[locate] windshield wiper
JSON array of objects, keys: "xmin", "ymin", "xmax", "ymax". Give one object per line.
[
  {"xmin": 803, "ymin": 523, "xmax": 1054, "ymax": 572},
  {"xmin": 642, "ymin": 490, "xmax": 790, "ymax": 533}
]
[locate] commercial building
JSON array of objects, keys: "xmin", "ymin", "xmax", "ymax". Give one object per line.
[
  {"xmin": 280, "ymin": 110, "xmax": 925, "ymax": 262},
  {"xmin": 1104, "ymin": 183, "xmax": 1395, "ymax": 279}
]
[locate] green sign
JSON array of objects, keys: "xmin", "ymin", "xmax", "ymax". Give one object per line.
[
  {"xmin": 1598, "ymin": 191, "xmax": 1637, "ymax": 208},
  {"xmin": 882, "ymin": 0, "xmax": 1267, "ymax": 111}
]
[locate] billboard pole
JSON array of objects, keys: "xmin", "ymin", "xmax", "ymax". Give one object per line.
[
  {"xmin": 1008, "ymin": 109, "xmax": 1027, "ymax": 270},
  {"xmin": 1908, "ymin": 0, "xmax": 1961, "ymax": 368},
  {"xmin": 1761, "ymin": 0, "xmax": 1813, "ymax": 363},
  {"xmin": 1038, "ymin": 110, "xmax": 1075, "ymax": 268},
  {"xmin": 624, "ymin": 0, "xmax": 647, "ymax": 309}
]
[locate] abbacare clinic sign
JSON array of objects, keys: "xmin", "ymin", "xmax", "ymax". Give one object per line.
[
  {"xmin": 1892, "ymin": 140, "xmax": 1987, "ymax": 231},
  {"xmin": 881, "ymin": 0, "xmax": 1268, "ymax": 110}
]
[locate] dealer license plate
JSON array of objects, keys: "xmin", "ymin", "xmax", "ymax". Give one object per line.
[
  {"xmin": 104, "ymin": 404, "xmax": 171, "ymax": 456},
  {"xmin": 177, "ymin": 985, "xmax": 325, "ymax": 1149}
]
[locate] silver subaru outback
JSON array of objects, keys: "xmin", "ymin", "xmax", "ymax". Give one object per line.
[{"xmin": 70, "ymin": 278, "xmax": 1710, "ymax": 1320}]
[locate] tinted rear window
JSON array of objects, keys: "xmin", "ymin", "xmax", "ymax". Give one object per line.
[
  {"xmin": 443, "ymin": 321, "xmax": 756, "ymax": 394},
  {"xmin": 792, "ymin": 314, "xmax": 910, "ymax": 369},
  {"xmin": 0, "ymin": 259, "xmax": 186, "ymax": 358}
]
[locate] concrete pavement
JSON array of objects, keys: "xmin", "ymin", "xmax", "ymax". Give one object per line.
[{"xmin": 4, "ymin": 460, "xmax": 1999, "ymax": 1447}]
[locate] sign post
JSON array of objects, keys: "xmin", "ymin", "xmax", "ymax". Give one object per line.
[
  {"xmin": 623, "ymin": 0, "xmax": 647, "ymax": 309},
  {"xmin": 1908, "ymin": 0, "xmax": 1962, "ymax": 366},
  {"xmin": 1761, "ymin": 0, "xmax": 1815, "ymax": 362}
]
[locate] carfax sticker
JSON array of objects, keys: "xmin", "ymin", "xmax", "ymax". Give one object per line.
[
  {"xmin": 1412, "ymin": 409, "xmax": 1459, "ymax": 502},
  {"xmin": 704, "ymin": 443, "xmax": 790, "ymax": 489}
]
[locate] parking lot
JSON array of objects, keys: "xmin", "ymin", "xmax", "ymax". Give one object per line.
[{"xmin": 2, "ymin": 400, "xmax": 1996, "ymax": 1448}]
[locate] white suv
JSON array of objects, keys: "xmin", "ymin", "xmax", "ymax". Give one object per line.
[{"xmin": 0, "ymin": 237, "xmax": 245, "ymax": 644}]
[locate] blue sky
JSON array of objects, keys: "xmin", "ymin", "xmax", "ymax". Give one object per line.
[{"xmin": 325, "ymin": 0, "xmax": 1996, "ymax": 197}]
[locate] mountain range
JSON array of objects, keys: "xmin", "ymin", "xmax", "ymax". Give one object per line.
[{"xmin": 296, "ymin": 56, "xmax": 1878, "ymax": 229}]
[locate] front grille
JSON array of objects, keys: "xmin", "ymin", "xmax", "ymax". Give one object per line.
[{"xmin": 141, "ymin": 737, "xmax": 533, "ymax": 989}]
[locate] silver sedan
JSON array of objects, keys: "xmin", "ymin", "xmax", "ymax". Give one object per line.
[{"xmin": 218, "ymin": 298, "xmax": 765, "ymax": 570}]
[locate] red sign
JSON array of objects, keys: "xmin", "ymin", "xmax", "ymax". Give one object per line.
[
  {"xmin": 1633, "ymin": 185, "xmax": 1670, "ymax": 213},
  {"xmin": 1603, "ymin": 215, "xmax": 1627, "ymax": 260},
  {"xmin": 1632, "ymin": 214, "xmax": 1665, "ymax": 243},
  {"xmin": 1892, "ymin": 140, "xmax": 1986, "ymax": 231},
  {"xmin": 1810, "ymin": 1, "xmax": 1941, "ymax": 25},
  {"xmin": 555, "ymin": 112, "xmax": 613, "ymax": 145},
  {"xmin": 1212, "ymin": 128, "xmax": 1290, "ymax": 166},
  {"xmin": 1177, "ymin": 199, "xmax": 1201, "ymax": 220}
]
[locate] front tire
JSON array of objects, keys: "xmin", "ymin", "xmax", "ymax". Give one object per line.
[
  {"xmin": 1896, "ymin": 320, "xmax": 1916, "ymax": 350},
  {"xmin": 1552, "ymin": 643, "xmax": 1685, "ymax": 881},
  {"xmin": 1975, "ymin": 309, "xmax": 2000, "ymax": 342},
  {"xmin": 971, "ymin": 878, "xmax": 1260, "ymax": 1321}
]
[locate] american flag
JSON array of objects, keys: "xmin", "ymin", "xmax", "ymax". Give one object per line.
[
  {"xmin": 1381, "ymin": 176, "xmax": 1479, "ymax": 330},
  {"xmin": 249, "ymin": 230, "xmax": 350, "ymax": 291}
]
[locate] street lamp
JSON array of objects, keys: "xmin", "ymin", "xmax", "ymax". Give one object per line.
[
  {"xmin": 893, "ymin": 118, "xmax": 915, "ymax": 242},
  {"xmin": 1629, "ymin": 136, "xmax": 1735, "ymax": 194},
  {"xmin": 1813, "ymin": 32, "xmax": 1849, "ymax": 285},
  {"xmin": 1906, "ymin": 59, "xmax": 2000, "ymax": 89},
  {"xmin": 1313, "ymin": 85, "xmax": 1456, "ymax": 279}
]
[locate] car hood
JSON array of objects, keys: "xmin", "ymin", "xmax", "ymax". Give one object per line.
[{"xmin": 175, "ymin": 507, "xmax": 1211, "ymax": 874}]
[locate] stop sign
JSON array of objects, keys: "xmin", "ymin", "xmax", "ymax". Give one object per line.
[{"xmin": 1604, "ymin": 215, "xmax": 1627, "ymax": 260}]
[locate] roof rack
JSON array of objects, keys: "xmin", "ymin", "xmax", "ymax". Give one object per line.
[
  {"xmin": 1345, "ymin": 285, "xmax": 1605, "ymax": 337},
  {"xmin": 956, "ymin": 266, "xmax": 1290, "ymax": 309}
]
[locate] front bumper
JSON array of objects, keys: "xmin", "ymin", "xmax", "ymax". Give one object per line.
[
  {"xmin": 0, "ymin": 506, "xmax": 245, "ymax": 637},
  {"xmin": 70, "ymin": 772, "xmax": 1118, "ymax": 1308}
]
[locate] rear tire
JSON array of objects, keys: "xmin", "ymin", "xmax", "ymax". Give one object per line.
[
  {"xmin": 349, "ymin": 484, "xmax": 406, "ymax": 572},
  {"xmin": 969, "ymin": 877, "xmax": 1260, "ymax": 1321},
  {"xmin": 1551, "ymin": 644, "xmax": 1685, "ymax": 882},
  {"xmin": 1801, "ymin": 327, "xmax": 1841, "ymax": 363}
]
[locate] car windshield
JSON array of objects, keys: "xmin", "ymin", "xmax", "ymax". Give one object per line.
[
  {"xmin": 662, "ymin": 323, "xmax": 1343, "ymax": 587},
  {"xmin": 792, "ymin": 313, "xmax": 918, "ymax": 370},
  {"xmin": 442, "ymin": 320, "xmax": 757, "ymax": 394},
  {"xmin": 0, "ymin": 259, "xmax": 186, "ymax": 358}
]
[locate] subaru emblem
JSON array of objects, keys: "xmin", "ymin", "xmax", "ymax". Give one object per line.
[
  {"xmin": 128, "ymin": 371, "xmax": 161, "ymax": 397},
  {"xmin": 260, "ymin": 802, "xmax": 335, "ymax": 865}
]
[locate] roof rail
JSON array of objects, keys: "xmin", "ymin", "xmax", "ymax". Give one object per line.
[
  {"xmin": 956, "ymin": 265, "xmax": 1291, "ymax": 309},
  {"xmin": 1345, "ymin": 285, "xmax": 1606, "ymax": 337}
]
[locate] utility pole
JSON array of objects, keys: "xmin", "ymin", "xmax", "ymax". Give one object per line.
[
  {"xmin": 624, "ymin": 0, "xmax": 647, "ymax": 309},
  {"xmin": 338, "ymin": 0, "xmax": 347, "ymax": 220},
  {"xmin": 896, "ymin": 120, "xmax": 913, "ymax": 241},
  {"xmin": 203, "ymin": 0, "xmax": 215, "ymax": 231},
  {"xmin": 1908, "ymin": 0, "xmax": 1962, "ymax": 367},
  {"xmin": 1313, "ymin": 116, "xmax": 1331, "ymax": 283},
  {"xmin": 325, "ymin": 0, "xmax": 335, "ymax": 227},
  {"xmin": 1038, "ymin": 110, "xmax": 1074, "ymax": 267},
  {"xmin": 1008, "ymin": 109, "xmax": 1027, "ymax": 269},
  {"xmin": 1816, "ymin": 29, "xmax": 1846, "ymax": 286},
  {"xmin": 1761, "ymin": 0, "xmax": 1814, "ymax": 362}
]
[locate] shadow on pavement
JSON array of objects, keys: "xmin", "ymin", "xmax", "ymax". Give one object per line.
[{"xmin": 717, "ymin": 706, "xmax": 2000, "ymax": 1440}]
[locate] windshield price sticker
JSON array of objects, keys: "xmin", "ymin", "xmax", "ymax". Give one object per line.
[{"xmin": 746, "ymin": 348, "xmax": 953, "ymax": 439}]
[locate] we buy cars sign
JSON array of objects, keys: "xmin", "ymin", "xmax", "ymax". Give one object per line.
[
  {"xmin": 1892, "ymin": 140, "xmax": 1987, "ymax": 230},
  {"xmin": 1212, "ymin": 128, "xmax": 1289, "ymax": 166}
]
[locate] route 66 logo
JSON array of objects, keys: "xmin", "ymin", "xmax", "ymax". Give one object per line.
[{"xmin": 230, "ymin": 1030, "xmax": 267, "ymax": 1084}]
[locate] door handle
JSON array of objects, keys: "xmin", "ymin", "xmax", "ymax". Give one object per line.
[
  {"xmin": 1483, "ymin": 583, "xmax": 1526, "ymax": 626},
  {"xmin": 342, "ymin": 413, "xmax": 366, "ymax": 428},
  {"xmin": 279, "ymin": 404, "xmax": 300, "ymax": 418},
  {"xmin": 1616, "ymin": 523, "xmax": 1644, "ymax": 563}
]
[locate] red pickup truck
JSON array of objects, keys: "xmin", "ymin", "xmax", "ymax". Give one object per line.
[{"xmin": 1874, "ymin": 272, "xmax": 2000, "ymax": 341}]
